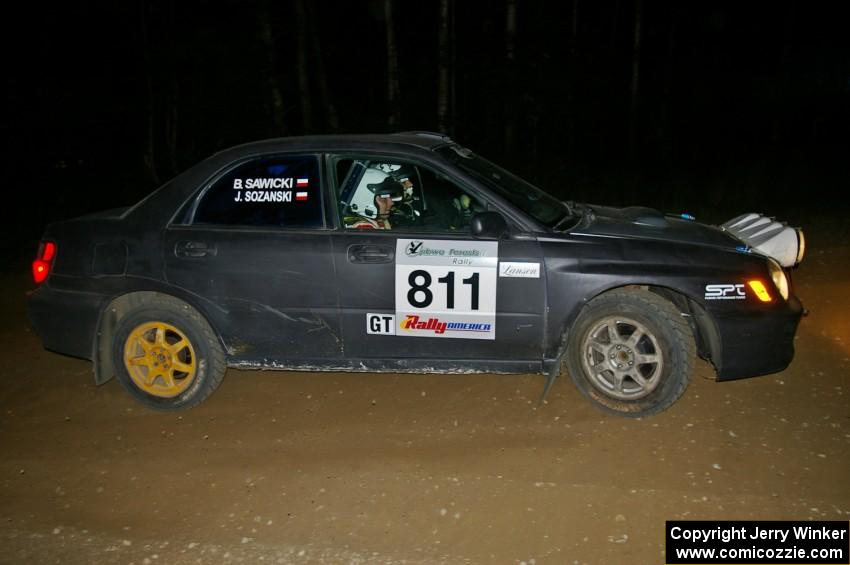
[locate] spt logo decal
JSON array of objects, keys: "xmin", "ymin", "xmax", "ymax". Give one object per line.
[{"xmin": 705, "ymin": 284, "xmax": 747, "ymax": 300}]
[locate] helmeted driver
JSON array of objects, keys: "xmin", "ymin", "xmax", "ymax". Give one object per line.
[
  {"xmin": 375, "ymin": 164, "xmax": 417, "ymax": 205},
  {"xmin": 347, "ymin": 176, "xmax": 404, "ymax": 230},
  {"xmin": 348, "ymin": 163, "xmax": 422, "ymax": 229}
]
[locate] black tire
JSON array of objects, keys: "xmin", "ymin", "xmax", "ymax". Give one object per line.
[
  {"xmin": 112, "ymin": 294, "xmax": 226, "ymax": 411},
  {"xmin": 563, "ymin": 288, "xmax": 695, "ymax": 417}
]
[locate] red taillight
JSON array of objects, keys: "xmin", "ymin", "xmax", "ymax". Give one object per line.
[
  {"xmin": 32, "ymin": 260, "xmax": 50, "ymax": 283},
  {"xmin": 32, "ymin": 241, "xmax": 57, "ymax": 284},
  {"xmin": 42, "ymin": 241, "xmax": 56, "ymax": 261}
]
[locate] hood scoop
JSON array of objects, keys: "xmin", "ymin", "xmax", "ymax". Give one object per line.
[
  {"xmin": 578, "ymin": 204, "xmax": 741, "ymax": 249},
  {"xmin": 621, "ymin": 206, "xmax": 669, "ymax": 228}
]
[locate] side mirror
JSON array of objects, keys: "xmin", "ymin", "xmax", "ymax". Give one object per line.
[{"xmin": 471, "ymin": 211, "xmax": 508, "ymax": 239}]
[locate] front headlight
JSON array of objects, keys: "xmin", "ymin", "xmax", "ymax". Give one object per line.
[{"xmin": 768, "ymin": 259, "xmax": 789, "ymax": 301}]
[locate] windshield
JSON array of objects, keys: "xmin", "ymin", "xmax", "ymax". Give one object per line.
[{"xmin": 437, "ymin": 145, "xmax": 568, "ymax": 227}]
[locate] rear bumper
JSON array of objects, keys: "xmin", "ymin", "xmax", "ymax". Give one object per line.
[
  {"xmin": 714, "ymin": 295, "xmax": 803, "ymax": 381},
  {"xmin": 27, "ymin": 284, "xmax": 104, "ymax": 360}
]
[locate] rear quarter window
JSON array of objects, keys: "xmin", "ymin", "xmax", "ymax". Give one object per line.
[{"xmin": 192, "ymin": 155, "xmax": 323, "ymax": 228}]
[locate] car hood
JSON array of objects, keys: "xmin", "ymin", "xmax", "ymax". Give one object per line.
[{"xmin": 573, "ymin": 204, "xmax": 740, "ymax": 250}]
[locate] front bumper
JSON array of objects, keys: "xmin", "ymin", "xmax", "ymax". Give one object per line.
[{"xmin": 713, "ymin": 295, "xmax": 804, "ymax": 381}]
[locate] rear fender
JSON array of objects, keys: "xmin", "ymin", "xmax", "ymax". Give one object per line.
[{"xmin": 93, "ymin": 290, "xmax": 227, "ymax": 385}]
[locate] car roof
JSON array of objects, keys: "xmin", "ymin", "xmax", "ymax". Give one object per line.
[{"xmin": 220, "ymin": 132, "xmax": 454, "ymax": 157}]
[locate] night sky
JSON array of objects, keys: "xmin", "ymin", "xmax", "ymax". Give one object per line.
[{"xmin": 5, "ymin": 1, "xmax": 849, "ymax": 261}]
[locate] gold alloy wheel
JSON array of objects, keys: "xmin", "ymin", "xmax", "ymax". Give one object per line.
[{"xmin": 123, "ymin": 321, "xmax": 197, "ymax": 398}]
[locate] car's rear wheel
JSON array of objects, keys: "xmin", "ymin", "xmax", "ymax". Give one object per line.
[
  {"xmin": 564, "ymin": 288, "xmax": 695, "ymax": 417},
  {"xmin": 112, "ymin": 295, "xmax": 226, "ymax": 410}
]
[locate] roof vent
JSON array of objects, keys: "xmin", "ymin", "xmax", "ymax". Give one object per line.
[{"xmin": 395, "ymin": 131, "xmax": 451, "ymax": 141}]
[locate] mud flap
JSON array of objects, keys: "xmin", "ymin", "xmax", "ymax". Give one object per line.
[{"xmin": 538, "ymin": 362, "xmax": 560, "ymax": 407}]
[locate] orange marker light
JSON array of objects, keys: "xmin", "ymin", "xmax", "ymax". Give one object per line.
[{"xmin": 747, "ymin": 280, "xmax": 772, "ymax": 302}]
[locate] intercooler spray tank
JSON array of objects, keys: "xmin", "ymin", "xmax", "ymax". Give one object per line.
[{"xmin": 720, "ymin": 213, "xmax": 805, "ymax": 267}]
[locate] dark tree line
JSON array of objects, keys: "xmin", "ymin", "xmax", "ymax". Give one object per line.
[
  {"xmin": 4, "ymin": 0, "xmax": 849, "ymax": 261},
  {"xmin": 131, "ymin": 0, "xmax": 657, "ymax": 188}
]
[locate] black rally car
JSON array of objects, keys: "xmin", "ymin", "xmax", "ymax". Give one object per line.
[{"xmin": 27, "ymin": 133, "xmax": 805, "ymax": 416}]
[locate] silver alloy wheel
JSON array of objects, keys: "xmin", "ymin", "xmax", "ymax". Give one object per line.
[{"xmin": 581, "ymin": 316, "xmax": 664, "ymax": 400}]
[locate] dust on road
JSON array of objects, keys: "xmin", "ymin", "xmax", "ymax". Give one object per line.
[{"xmin": 1, "ymin": 224, "xmax": 848, "ymax": 564}]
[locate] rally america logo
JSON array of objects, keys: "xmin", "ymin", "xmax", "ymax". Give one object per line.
[{"xmin": 401, "ymin": 315, "xmax": 492, "ymax": 335}]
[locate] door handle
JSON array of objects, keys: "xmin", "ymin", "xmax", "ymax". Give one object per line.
[
  {"xmin": 175, "ymin": 241, "xmax": 217, "ymax": 258},
  {"xmin": 348, "ymin": 244, "xmax": 394, "ymax": 264}
]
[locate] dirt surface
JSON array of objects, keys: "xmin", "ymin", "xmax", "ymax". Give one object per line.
[{"xmin": 2, "ymin": 221, "xmax": 849, "ymax": 564}]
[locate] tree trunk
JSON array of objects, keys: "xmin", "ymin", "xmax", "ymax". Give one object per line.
[
  {"xmin": 437, "ymin": 0, "xmax": 451, "ymax": 134},
  {"xmin": 306, "ymin": 0, "xmax": 338, "ymax": 132},
  {"xmin": 771, "ymin": 1, "xmax": 795, "ymax": 151},
  {"xmin": 660, "ymin": 5, "xmax": 678, "ymax": 177},
  {"xmin": 450, "ymin": 0, "xmax": 456, "ymax": 137},
  {"xmin": 566, "ymin": 0, "xmax": 579, "ymax": 165},
  {"xmin": 165, "ymin": 71, "xmax": 178, "ymax": 175},
  {"xmin": 295, "ymin": 0, "xmax": 313, "ymax": 134},
  {"xmin": 259, "ymin": 1, "xmax": 286, "ymax": 135},
  {"xmin": 139, "ymin": 0, "xmax": 160, "ymax": 187},
  {"xmin": 506, "ymin": 0, "xmax": 517, "ymax": 62},
  {"xmin": 385, "ymin": 0, "xmax": 401, "ymax": 130},
  {"xmin": 165, "ymin": 1, "xmax": 178, "ymax": 175},
  {"xmin": 610, "ymin": 0, "xmax": 621, "ymax": 52},
  {"xmin": 627, "ymin": 0, "xmax": 642, "ymax": 166},
  {"xmin": 504, "ymin": 0, "xmax": 517, "ymax": 155}
]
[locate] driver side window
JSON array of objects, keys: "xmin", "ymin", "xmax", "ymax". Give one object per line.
[{"xmin": 333, "ymin": 157, "xmax": 482, "ymax": 232}]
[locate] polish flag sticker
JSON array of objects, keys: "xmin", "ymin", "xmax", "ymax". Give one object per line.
[
  {"xmin": 296, "ymin": 178, "xmax": 309, "ymax": 188},
  {"xmin": 296, "ymin": 191, "xmax": 308, "ymax": 201}
]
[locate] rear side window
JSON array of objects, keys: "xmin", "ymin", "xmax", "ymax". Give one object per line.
[{"xmin": 193, "ymin": 155, "xmax": 323, "ymax": 228}]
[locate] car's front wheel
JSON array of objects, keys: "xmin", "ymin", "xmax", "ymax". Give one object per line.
[
  {"xmin": 564, "ymin": 288, "xmax": 695, "ymax": 417},
  {"xmin": 112, "ymin": 295, "xmax": 226, "ymax": 410}
]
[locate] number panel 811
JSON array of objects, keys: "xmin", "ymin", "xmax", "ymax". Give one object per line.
[{"xmin": 395, "ymin": 265, "xmax": 497, "ymax": 315}]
